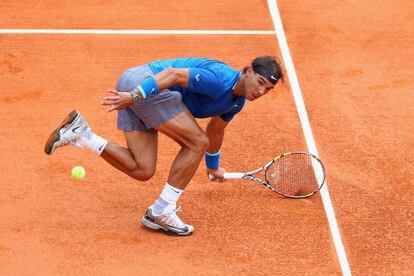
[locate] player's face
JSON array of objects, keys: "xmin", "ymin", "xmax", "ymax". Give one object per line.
[{"xmin": 244, "ymin": 69, "xmax": 275, "ymax": 101}]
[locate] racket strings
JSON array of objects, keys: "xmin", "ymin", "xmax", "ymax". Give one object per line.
[{"xmin": 267, "ymin": 154, "xmax": 321, "ymax": 197}]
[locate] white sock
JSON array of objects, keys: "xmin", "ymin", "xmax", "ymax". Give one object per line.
[
  {"xmin": 77, "ymin": 128, "xmax": 108, "ymax": 155},
  {"xmin": 152, "ymin": 182, "xmax": 183, "ymax": 215}
]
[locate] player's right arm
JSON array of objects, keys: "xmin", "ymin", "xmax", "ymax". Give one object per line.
[{"xmin": 205, "ymin": 116, "xmax": 229, "ymax": 182}]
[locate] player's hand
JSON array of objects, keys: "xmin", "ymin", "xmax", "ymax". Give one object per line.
[
  {"xmin": 207, "ymin": 167, "xmax": 226, "ymax": 183},
  {"xmin": 101, "ymin": 89, "xmax": 133, "ymax": 112}
]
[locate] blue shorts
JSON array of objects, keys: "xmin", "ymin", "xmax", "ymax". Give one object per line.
[{"xmin": 116, "ymin": 64, "xmax": 185, "ymax": 131}]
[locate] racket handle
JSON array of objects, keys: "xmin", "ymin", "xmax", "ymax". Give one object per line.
[
  {"xmin": 223, "ymin": 172, "xmax": 245, "ymax": 179},
  {"xmin": 208, "ymin": 172, "xmax": 245, "ymax": 180}
]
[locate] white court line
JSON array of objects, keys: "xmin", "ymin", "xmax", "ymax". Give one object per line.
[
  {"xmin": 0, "ymin": 29, "xmax": 275, "ymax": 35},
  {"xmin": 267, "ymin": 1, "xmax": 352, "ymax": 275}
]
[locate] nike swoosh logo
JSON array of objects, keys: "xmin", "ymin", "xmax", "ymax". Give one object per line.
[
  {"xmin": 72, "ymin": 126, "xmax": 82, "ymax": 134},
  {"xmin": 171, "ymin": 189, "xmax": 180, "ymax": 194},
  {"xmin": 270, "ymin": 75, "xmax": 276, "ymax": 80},
  {"xmin": 98, "ymin": 145, "xmax": 105, "ymax": 151},
  {"xmin": 195, "ymin": 74, "xmax": 200, "ymax": 81},
  {"xmin": 145, "ymin": 215, "xmax": 155, "ymax": 222},
  {"xmin": 165, "ymin": 224, "xmax": 188, "ymax": 231}
]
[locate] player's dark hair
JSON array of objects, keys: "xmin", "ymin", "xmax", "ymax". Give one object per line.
[{"xmin": 243, "ymin": 56, "xmax": 284, "ymax": 85}]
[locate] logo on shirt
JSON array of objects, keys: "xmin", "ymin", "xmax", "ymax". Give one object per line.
[{"xmin": 195, "ymin": 74, "xmax": 201, "ymax": 81}]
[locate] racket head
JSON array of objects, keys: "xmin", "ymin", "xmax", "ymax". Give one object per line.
[{"xmin": 264, "ymin": 152, "xmax": 326, "ymax": 198}]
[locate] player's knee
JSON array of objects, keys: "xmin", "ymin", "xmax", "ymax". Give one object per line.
[
  {"xmin": 133, "ymin": 170, "xmax": 155, "ymax": 181},
  {"xmin": 130, "ymin": 166, "xmax": 156, "ymax": 181},
  {"xmin": 193, "ymin": 133, "xmax": 209, "ymax": 154},
  {"xmin": 139, "ymin": 171, "xmax": 155, "ymax": 181}
]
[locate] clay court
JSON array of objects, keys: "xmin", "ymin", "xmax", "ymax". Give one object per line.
[{"xmin": 0, "ymin": 1, "xmax": 413, "ymax": 275}]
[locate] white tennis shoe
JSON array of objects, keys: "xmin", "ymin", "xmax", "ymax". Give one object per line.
[
  {"xmin": 141, "ymin": 206, "xmax": 194, "ymax": 236},
  {"xmin": 44, "ymin": 110, "xmax": 89, "ymax": 154}
]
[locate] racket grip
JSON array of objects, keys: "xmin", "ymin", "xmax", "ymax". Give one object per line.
[
  {"xmin": 208, "ymin": 172, "xmax": 245, "ymax": 180},
  {"xmin": 223, "ymin": 172, "xmax": 245, "ymax": 179}
]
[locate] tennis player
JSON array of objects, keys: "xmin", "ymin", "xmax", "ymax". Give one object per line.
[{"xmin": 44, "ymin": 56, "xmax": 283, "ymax": 236}]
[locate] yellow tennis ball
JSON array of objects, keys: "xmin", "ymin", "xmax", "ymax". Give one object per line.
[{"xmin": 71, "ymin": 166, "xmax": 86, "ymax": 180}]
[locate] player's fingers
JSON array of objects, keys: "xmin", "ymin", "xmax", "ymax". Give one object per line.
[
  {"xmin": 103, "ymin": 96, "xmax": 120, "ymax": 101},
  {"xmin": 102, "ymin": 98, "xmax": 120, "ymax": 104},
  {"xmin": 207, "ymin": 173, "xmax": 220, "ymax": 182},
  {"xmin": 106, "ymin": 89, "xmax": 119, "ymax": 94},
  {"xmin": 101, "ymin": 97, "xmax": 121, "ymax": 106},
  {"xmin": 106, "ymin": 104, "xmax": 117, "ymax": 112},
  {"xmin": 101, "ymin": 100, "xmax": 113, "ymax": 106},
  {"xmin": 212, "ymin": 175, "xmax": 225, "ymax": 182}
]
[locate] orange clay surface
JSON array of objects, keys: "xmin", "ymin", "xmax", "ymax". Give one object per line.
[{"xmin": 0, "ymin": 1, "xmax": 413, "ymax": 275}]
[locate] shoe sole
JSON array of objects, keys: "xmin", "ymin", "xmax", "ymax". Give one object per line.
[
  {"xmin": 44, "ymin": 110, "xmax": 80, "ymax": 155},
  {"xmin": 141, "ymin": 216, "xmax": 193, "ymax": 236}
]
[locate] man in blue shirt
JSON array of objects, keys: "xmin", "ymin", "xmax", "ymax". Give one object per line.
[{"xmin": 44, "ymin": 56, "xmax": 283, "ymax": 236}]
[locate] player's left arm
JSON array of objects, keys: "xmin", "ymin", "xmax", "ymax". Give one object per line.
[{"xmin": 205, "ymin": 116, "xmax": 229, "ymax": 182}]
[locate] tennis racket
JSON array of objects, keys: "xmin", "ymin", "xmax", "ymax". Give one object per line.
[{"xmin": 211, "ymin": 151, "xmax": 326, "ymax": 199}]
